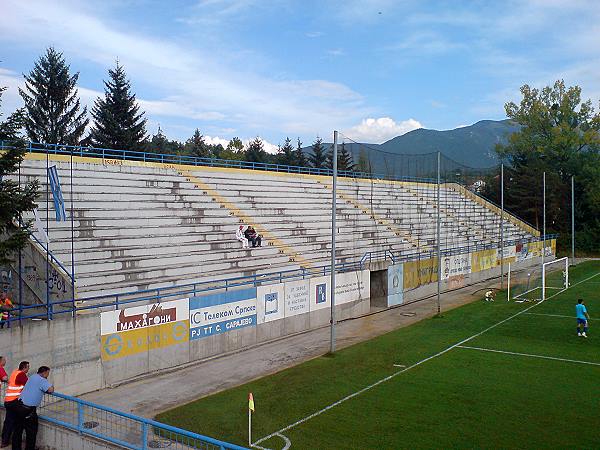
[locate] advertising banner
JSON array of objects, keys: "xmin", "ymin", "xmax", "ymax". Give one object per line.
[
  {"xmin": 498, "ymin": 245, "xmax": 516, "ymax": 264},
  {"xmin": 441, "ymin": 253, "xmax": 472, "ymax": 280},
  {"xmin": 100, "ymin": 299, "xmax": 189, "ymax": 361},
  {"xmin": 189, "ymin": 288, "xmax": 257, "ymax": 340},
  {"xmin": 309, "ymin": 275, "xmax": 330, "ymax": 311},
  {"xmin": 403, "ymin": 258, "xmax": 438, "ymax": 290},
  {"xmin": 387, "ymin": 264, "xmax": 403, "ymax": 306},
  {"xmin": 471, "ymin": 249, "xmax": 498, "ymax": 273},
  {"xmin": 256, "ymin": 283, "xmax": 285, "ymax": 323},
  {"xmin": 284, "ymin": 279, "xmax": 310, "ymax": 318}
]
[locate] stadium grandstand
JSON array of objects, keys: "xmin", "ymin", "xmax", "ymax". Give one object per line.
[{"xmin": 9, "ymin": 143, "xmax": 537, "ymax": 302}]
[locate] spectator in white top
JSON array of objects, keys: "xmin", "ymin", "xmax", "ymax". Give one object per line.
[{"xmin": 236, "ymin": 226, "xmax": 249, "ymax": 249}]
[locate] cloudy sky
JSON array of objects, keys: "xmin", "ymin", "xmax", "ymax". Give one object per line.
[{"xmin": 1, "ymin": 0, "xmax": 600, "ymax": 150}]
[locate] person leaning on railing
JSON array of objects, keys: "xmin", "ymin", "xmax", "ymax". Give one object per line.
[
  {"xmin": 1, "ymin": 361, "xmax": 29, "ymax": 448},
  {"xmin": 12, "ymin": 366, "xmax": 53, "ymax": 450}
]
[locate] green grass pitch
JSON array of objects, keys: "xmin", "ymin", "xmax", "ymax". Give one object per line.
[{"xmin": 157, "ymin": 261, "xmax": 600, "ymax": 449}]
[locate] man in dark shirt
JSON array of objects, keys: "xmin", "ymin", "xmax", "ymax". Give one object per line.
[{"xmin": 244, "ymin": 226, "xmax": 262, "ymax": 248}]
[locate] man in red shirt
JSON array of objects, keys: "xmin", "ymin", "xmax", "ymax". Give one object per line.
[
  {"xmin": 0, "ymin": 357, "xmax": 7, "ymax": 382},
  {"xmin": 1, "ymin": 361, "xmax": 29, "ymax": 448}
]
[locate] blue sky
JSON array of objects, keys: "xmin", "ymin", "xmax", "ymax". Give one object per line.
[{"xmin": 1, "ymin": 0, "xmax": 599, "ymax": 151}]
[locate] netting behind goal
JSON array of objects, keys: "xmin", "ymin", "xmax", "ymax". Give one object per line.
[{"xmin": 509, "ymin": 257, "xmax": 568, "ymax": 302}]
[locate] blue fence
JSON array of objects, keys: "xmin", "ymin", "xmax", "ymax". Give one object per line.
[
  {"xmin": 0, "ymin": 384, "xmax": 246, "ymax": 449},
  {"xmin": 5, "ymin": 234, "xmax": 558, "ymax": 325},
  {"xmin": 0, "ymin": 140, "xmax": 439, "ymax": 183}
]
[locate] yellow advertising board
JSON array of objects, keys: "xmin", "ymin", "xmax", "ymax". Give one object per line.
[
  {"xmin": 100, "ymin": 299, "xmax": 189, "ymax": 361},
  {"xmin": 101, "ymin": 320, "xmax": 189, "ymax": 361},
  {"xmin": 528, "ymin": 241, "xmax": 543, "ymax": 257},
  {"xmin": 551, "ymin": 239, "xmax": 557, "ymax": 255},
  {"xmin": 471, "ymin": 249, "xmax": 498, "ymax": 273},
  {"xmin": 403, "ymin": 258, "xmax": 438, "ymax": 290}
]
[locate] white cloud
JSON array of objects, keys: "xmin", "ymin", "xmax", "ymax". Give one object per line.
[
  {"xmin": 306, "ymin": 31, "xmax": 324, "ymax": 38},
  {"xmin": 0, "ymin": 0, "xmax": 370, "ymax": 141},
  {"xmin": 344, "ymin": 117, "xmax": 422, "ymax": 143}
]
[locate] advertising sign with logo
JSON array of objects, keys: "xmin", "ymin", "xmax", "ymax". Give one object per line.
[
  {"xmin": 441, "ymin": 253, "xmax": 472, "ymax": 280},
  {"xmin": 309, "ymin": 275, "xmax": 330, "ymax": 311},
  {"xmin": 100, "ymin": 299, "xmax": 189, "ymax": 361},
  {"xmin": 284, "ymin": 279, "xmax": 310, "ymax": 318},
  {"xmin": 256, "ymin": 283, "xmax": 285, "ymax": 323},
  {"xmin": 387, "ymin": 264, "xmax": 403, "ymax": 306},
  {"xmin": 189, "ymin": 288, "xmax": 257, "ymax": 340}
]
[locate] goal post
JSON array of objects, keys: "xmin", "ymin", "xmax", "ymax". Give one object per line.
[
  {"xmin": 542, "ymin": 257, "xmax": 569, "ymax": 301},
  {"xmin": 508, "ymin": 257, "xmax": 568, "ymax": 303}
]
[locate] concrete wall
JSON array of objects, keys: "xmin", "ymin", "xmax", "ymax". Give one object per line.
[
  {"xmin": 0, "ymin": 313, "xmax": 102, "ymax": 396},
  {"xmin": 0, "ymin": 253, "xmax": 547, "ymax": 398}
]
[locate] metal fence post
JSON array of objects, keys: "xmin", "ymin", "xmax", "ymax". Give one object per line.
[
  {"xmin": 77, "ymin": 402, "xmax": 84, "ymax": 433},
  {"xmin": 142, "ymin": 422, "xmax": 149, "ymax": 450}
]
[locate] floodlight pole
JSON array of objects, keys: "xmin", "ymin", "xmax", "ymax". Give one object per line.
[
  {"xmin": 542, "ymin": 171, "xmax": 546, "ymax": 300},
  {"xmin": 500, "ymin": 163, "xmax": 504, "ymax": 289},
  {"xmin": 436, "ymin": 151, "xmax": 441, "ymax": 316},
  {"xmin": 571, "ymin": 176, "xmax": 575, "ymax": 264},
  {"xmin": 330, "ymin": 131, "xmax": 338, "ymax": 354}
]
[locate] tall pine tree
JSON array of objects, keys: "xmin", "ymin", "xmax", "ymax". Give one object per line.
[
  {"xmin": 277, "ymin": 137, "xmax": 295, "ymax": 166},
  {"xmin": 19, "ymin": 47, "xmax": 88, "ymax": 145},
  {"xmin": 308, "ymin": 137, "xmax": 327, "ymax": 169},
  {"xmin": 337, "ymin": 143, "xmax": 356, "ymax": 172},
  {"xmin": 0, "ymin": 86, "xmax": 39, "ymax": 264},
  {"xmin": 294, "ymin": 138, "xmax": 307, "ymax": 167},
  {"xmin": 184, "ymin": 129, "xmax": 212, "ymax": 158},
  {"xmin": 245, "ymin": 137, "xmax": 267, "ymax": 163},
  {"xmin": 90, "ymin": 62, "xmax": 147, "ymax": 150}
]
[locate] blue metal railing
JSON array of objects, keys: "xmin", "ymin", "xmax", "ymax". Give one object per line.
[
  {"xmin": 0, "ymin": 384, "xmax": 246, "ymax": 449},
  {"xmin": 5, "ymin": 234, "xmax": 558, "ymax": 324},
  {"xmin": 0, "ymin": 141, "xmax": 439, "ymax": 184}
]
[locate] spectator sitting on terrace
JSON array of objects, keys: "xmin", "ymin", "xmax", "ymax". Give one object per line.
[
  {"xmin": 244, "ymin": 226, "xmax": 262, "ymax": 248},
  {"xmin": 236, "ymin": 225, "xmax": 249, "ymax": 249}
]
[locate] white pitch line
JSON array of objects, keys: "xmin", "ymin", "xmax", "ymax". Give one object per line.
[
  {"xmin": 524, "ymin": 312, "xmax": 596, "ymax": 321},
  {"xmin": 275, "ymin": 433, "xmax": 291, "ymax": 450},
  {"xmin": 251, "ymin": 270, "xmax": 600, "ymax": 449},
  {"xmin": 457, "ymin": 345, "xmax": 600, "ymax": 367},
  {"xmin": 393, "ymin": 364, "xmax": 406, "ymax": 368}
]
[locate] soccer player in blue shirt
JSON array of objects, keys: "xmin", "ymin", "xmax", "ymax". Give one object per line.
[{"xmin": 576, "ymin": 299, "xmax": 590, "ymax": 338}]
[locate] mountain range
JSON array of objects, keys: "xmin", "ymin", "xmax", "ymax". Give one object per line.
[{"xmin": 306, "ymin": 119, "xmax": 519, "ymax": 170}]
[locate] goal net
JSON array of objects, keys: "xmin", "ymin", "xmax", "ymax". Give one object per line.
[{"xmin": 509, "ymin": 257, "xmax": 568, "ymax": 302}]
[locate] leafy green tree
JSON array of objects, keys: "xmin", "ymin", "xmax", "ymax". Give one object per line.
[
  {"xmin": 19, "ymin": 47, "xmax": 88, "ymax": 145},
  {"xmin": 245, "ymin": 137, "xmax": 267, "ymax": 163},
  {"xmin": 294, "ymin": 138, "xmax": 307, "ymax": 167},
  {"xmin": 90, "ymin": 62, "xmax": 147, "ymax": 151},
  {"xmin": 487, "ymin": 80, "xmax": 600, "ymax": 252},
  {"xmin": 308, "ymin": 137, "xmax": 328, "ymax": 169},
  {"xmin": 277, "ymin": 137, "xmax": 295, "ymax": 166},
  {"xmin": 184, "ymin": 129, "xmax": 212, "ymax": 158},
  {"xmin": 0, "ymin": 86, "xmax": 39, "ymax": 264}
]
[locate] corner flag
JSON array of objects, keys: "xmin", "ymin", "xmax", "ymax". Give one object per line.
[{"xmin": 249, "ymin": 393, "xmax": 255, "ymax": 412}]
